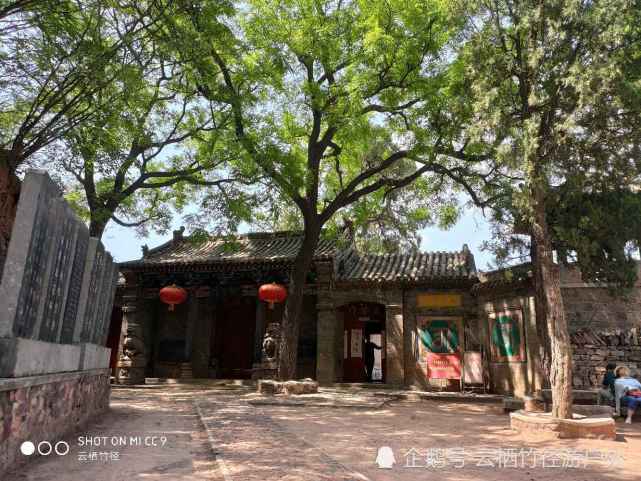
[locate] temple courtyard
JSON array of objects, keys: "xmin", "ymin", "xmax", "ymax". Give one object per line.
[{"xmin": 4, "ymin": 383, "xmax": 641, "ymax": 481}]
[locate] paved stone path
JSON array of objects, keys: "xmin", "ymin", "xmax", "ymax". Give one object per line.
[{"xmin": 196, "ymin": 393, "xmax": 372, "ymax": 481}]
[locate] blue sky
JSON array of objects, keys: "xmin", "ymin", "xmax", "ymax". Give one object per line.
[{"xmin": 102, "ymin": 205, "xmax": 496, "ymax": 271}]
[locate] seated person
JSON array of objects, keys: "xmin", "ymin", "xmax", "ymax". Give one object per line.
[
  {"xmin": 598, "ymin": 363, "xmax": 617, "ymax": 405},
  {"xmin": 614, "ymin": 366, "xmax": 641, "ymax": 424}
]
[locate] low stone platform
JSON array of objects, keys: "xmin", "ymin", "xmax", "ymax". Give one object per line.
[
  {"xmin": 510, "ymin": 410, "xmax": 616, "ymax": 440},
  {"xmin": 257, "ymin": 378, "xmax": 319, "ymax": 395},
  {"xmin": 246, "ymin": 391, "xmax": 390, "ymax": 409}
]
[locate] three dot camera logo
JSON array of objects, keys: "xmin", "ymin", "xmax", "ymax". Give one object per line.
[{"xmin": 20, "ymin": 440, "xmax": 70, "ymax": 457}]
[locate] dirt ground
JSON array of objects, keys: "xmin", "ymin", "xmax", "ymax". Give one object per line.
[
  {"xmin": 4, "ymin": 384, "xmax": 223, "ymax": 481},
  {"xmin": 269, "ymin": 400, "xmax": 641, "ymax": 481},
  {"xmin": 5, "ymin": 384, "xmax": 641, "ymax": 481}
]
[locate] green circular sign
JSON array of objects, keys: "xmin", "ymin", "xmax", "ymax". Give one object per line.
[
  {"xmin": 491, "ymin": 315, "xmax": 521, "ymax": 358},
  {"xmin": 419, "ymin": 320, "xmax": 459, "ymax": 353}
]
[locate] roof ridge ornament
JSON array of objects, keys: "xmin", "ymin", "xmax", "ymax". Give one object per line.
[{"xmin": 173, "ymin": 226, "xmax": 186, "ymax": 243}]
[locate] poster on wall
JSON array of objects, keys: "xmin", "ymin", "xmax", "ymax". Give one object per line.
[
  {"xmin": 417, "ymin": 317, "xmax": 463, "ymax": 379},
  {"xmin": 463, "ymin": 351, "xmax": 484, "ymax": 384},
  {"xmin": 350, "ymin": 328, "xmax": 362, "ymax": 358},
  {"xmin": 488, "ymin": 309, "xmax": 526, "ymax": 362}
]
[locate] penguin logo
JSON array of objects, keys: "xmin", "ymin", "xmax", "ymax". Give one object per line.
[{"xmin": 375, "ymin": 446, "xmax": 396, "ymax": 469}]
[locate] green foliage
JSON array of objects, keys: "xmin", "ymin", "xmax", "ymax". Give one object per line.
[
  {"xmin": 29, "ymin": 1, "xmax": 259, "ymax": 238},
  {"xmin": 459, "ymin": 0, "xmax": 641, "ymax": 286},
  {"xmin": 168, "ymin": 0, "xmax": 489, "ymax": 251}
]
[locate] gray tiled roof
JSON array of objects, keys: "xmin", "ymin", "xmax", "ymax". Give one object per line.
[
  {"xmin": 335, "ymin": 245, "xmax": 476, "ymax": 283},
  {"xmin": 120, "ymin": 230, "xmax": 477, "ymax": 283},
  {"xmin": 120, "ymin": 231, "xmax": 336, "ymax": 268}
]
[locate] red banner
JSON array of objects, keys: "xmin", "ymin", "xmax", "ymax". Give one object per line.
[{"xmin": 425, "ymin": 352, "xmax": 462, "ymax": 379}]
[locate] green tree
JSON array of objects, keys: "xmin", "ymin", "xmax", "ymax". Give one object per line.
[
  {"xmin": 173, "ymin": 0, "xmax": 498, "ymax": 379},
  {"xmin": 458, "ymin": 0, "xmax": 641, "ymax": 418},
  {"xmin": 55, "ymin": 8, "xmax": 256, "ymax": 239},
  {"xmin": 0, "ymin": 1, "xmax": 165, "ymax": 265}
]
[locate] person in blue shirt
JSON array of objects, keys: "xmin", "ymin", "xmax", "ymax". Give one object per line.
[{"xmin": 614, "ymin": 366, "xmax": 641, "ymax": 424}]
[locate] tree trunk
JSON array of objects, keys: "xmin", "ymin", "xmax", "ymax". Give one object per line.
[
  {"xmin": 277, "ymin": 225, "xmax": 320, "ymax": 380},
  {"xmin": 531, "ymin": 187, "xmax": 573, "ymax": 419},
  {"xmin": 89, "ymin": 217, "xmax": 108, "ymax": 239},
  {"xmin": 0, "ymin": 156, "xmax": 21, "ymax": 275},
  {"xmin": 530, "ymin": 238, "xmax": 552, "ymax": 387}
]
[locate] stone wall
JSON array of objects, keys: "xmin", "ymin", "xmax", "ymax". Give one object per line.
[
  {"xmin": 0, "ymin": 369, "xmax": 110, "ymax": 475},
  {"xmin": 0, "ymin": 170, "xmax": 117, "ymax": 377},
  {"xmin": 571, "ymin": 328, "xmax": 641, "ymax": 388},
  {"xmin": 562, "ymin": 282, "xmax": 641, "ymax": 333},
  {"xmin": 0, "ymin": 171, "xmax": 116, "ymax": 475},
  {"xmin": 560, "ymin": 266, "xmax": 641, "ymax": 388}
]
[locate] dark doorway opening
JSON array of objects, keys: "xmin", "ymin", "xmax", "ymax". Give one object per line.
[
  {"xmin": 341, "ymin": 302, "xmax": 386, "ymax": 383},
  {"xmin": 106, "ymin": 306, "xmax": 123, "ymax": 373},
  {"xmin": 213, "ymin": 294, "xmax": 256, "ymax": 379}
]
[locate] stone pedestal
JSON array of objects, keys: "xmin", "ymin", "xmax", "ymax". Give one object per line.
[
  {"xmin": 115, "ymin": 302, "xmax": 146, "ymax": 384},
  {"xmin": 251, "ymin": 322, "xmax": 280, "ymax": 379}
]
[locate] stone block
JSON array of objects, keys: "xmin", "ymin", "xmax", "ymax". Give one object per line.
[
  {"xmin": 257, "ymin": 379, "xmax": 283, "ymax": 395},
  {"xmin": 283, "ymin": 380, "xmax": 319, "ymax": 395},
  {"xmin": 79, "ymin": 343, "xmax": 111, "ymax": 370},
  {"xmin": 0, "ymin": 337, "xmax": 81, "ymax": 377}
]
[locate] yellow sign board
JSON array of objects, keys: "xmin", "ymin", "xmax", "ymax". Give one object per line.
[{"xmin": 417, "ymin": 293, "xmax": 462, "ymax": 308}]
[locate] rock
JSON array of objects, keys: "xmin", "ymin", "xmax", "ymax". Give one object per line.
[
  {"xmin": 283, "ymin": 380, "xmax": 319, "ymax": 395},
  {"xmin": 257, "ymin": 380, "xmax": 283, "ymax": 395}
]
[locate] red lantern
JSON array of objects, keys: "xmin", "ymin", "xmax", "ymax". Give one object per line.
[
  {"xmin": 258, "ymin": 283, "xmax": 287, "ymax": 309},
  {"xmin": 159, "ymin": 285, "xmax": 188, "ymax": 311}
]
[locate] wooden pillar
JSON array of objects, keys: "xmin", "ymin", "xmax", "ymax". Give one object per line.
[
  {"xmin": 185, "ymin": 290, "xmax": 197, "ymax": 362},
  {"xmin": 191, "ymin": 286, "xmax": 213, "ymax": 378},
  {"xmin": 253, "ymin": 297, "xmax": 266, "ymax": 363}
]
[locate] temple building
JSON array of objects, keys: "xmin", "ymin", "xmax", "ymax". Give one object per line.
[{"xmin": 112, "ymin": 228, "xmax": 641, "ymax": 397}]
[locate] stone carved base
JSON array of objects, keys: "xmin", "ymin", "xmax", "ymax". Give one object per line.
[
  {"xmin": 116, "ymin": 310, "xmax": 146, "ymax": 385},
  {"xmin": 252, "ymin": 361, "xmax": 278, "ymax": 380},
  {"xmin": 116, "ymin": 367, "xmax": 145, "ymax": 385}
]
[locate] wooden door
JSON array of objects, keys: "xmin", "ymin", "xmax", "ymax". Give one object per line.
[
  {"xmin": 215, "ymin": 295, "xmax": 256, "ymax": 378},
  {"xmin": 343, "ymin": 315, "xmax": 366, "ymax": 382}
]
